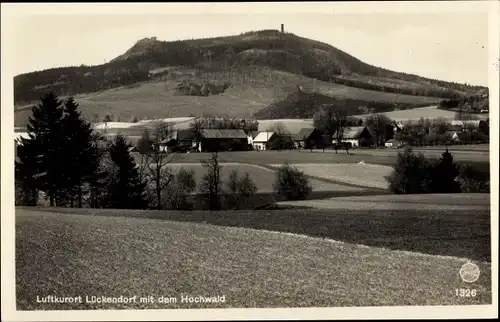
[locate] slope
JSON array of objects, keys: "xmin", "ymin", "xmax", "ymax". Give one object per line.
[{"xmin": 14, "ymin": 29, "xmax": 485, "ymax": 107}]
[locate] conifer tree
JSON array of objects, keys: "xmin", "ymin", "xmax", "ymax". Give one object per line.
[
  {"xmin": 15, "ymin": 138, "xmax": 40, "ymax": 205},
  {"xmin": 105, "ymin": 135, "xmax": 148, "ymax": 209},
  {"xmin": 430, "ymin": 148, "xmax": 462, "ymax": 193},
  {"xmin": 22, "ymin": 92, "xmax": 65, "ymax": 206},
  {"xmin": 60, "ymin": 97, "xmax": 95, "ymax": 207}
]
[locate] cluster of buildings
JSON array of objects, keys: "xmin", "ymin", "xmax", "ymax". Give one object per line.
[
  {"xmin": 156, "ymin": 125, "xmax": 380, "ymax": 153},
  {"xmin": 155, "ymin": 118, "xmax": 489, "ymax": 153}
]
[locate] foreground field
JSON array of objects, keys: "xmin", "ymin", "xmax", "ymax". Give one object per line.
[{"xmin": 16, "ymin": 208, "xmax": 491, "ymax": 310}]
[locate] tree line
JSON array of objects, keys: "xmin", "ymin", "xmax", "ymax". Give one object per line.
[{"xmin": 389, "ymin": 148, "xmax": 489, "ymax": 194}]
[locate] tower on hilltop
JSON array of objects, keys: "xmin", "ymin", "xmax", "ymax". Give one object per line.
[{"xmin": 281, "ymin": 24, "xmax": 284, "ymax": 33}]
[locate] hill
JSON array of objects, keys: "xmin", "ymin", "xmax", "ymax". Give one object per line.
[{"xmin": 14, "ymin": 30, "xmax": 487, "ymax": 125}]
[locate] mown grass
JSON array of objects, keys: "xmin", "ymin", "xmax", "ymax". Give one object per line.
[{"xmin": 16, "ymin": 208, "xmax": 491, "ymax": 310}]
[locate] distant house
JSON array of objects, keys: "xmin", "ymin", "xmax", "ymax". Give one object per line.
[
  {"xmin": 293, "ymin": 128, "xmax": 323, "ymax": 149},
  {"xmin": 335, "ymin": 126, "xmax": 374, "ymax": 148},
  {"xmin": 252, "ymin": 132, "xmax": 277, "ymax": 151},
  {"xmin": 199, "ymin": 129, "xmax": 248, "ymax": 152},
  {"xmin": 384, "ymin": 139, "xmax": 403, "ymax": 149}
]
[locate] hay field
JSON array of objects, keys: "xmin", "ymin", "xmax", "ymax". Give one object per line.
[{"xmin": 16, "ymin": 209, "xmax": 491, "ymax": 310}]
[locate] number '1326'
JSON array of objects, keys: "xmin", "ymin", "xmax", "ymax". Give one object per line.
[{"xmin": 455, "ymin": 289, "xmax": 477, "ymax": 297}]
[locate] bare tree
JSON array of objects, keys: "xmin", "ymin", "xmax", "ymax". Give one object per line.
[
  {"xmin": 189, "ymin": 118, "xmax": 205, "ymax": 151},
  {"xmin": 365, "ymin": 113, "xmax": 392, "ymax": 147},
  {"xmin": 314, "ymin": 104, "xmax": 351, "ymax": 154},
  {"xmin": 200, "ymin": 152, "xmax": 223, "ymax": 210},
  {"xmin": 141, "ymin": 121, "xmax": 176, "ymax": 209},
  {"xmin": 433, "ymin": 117, "xmax": 449, "ymax": 142}
]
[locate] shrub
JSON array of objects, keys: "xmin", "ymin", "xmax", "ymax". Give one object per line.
[
  {"xmin": 457, "ymin": 164, "xmax": 490, "ymax": 193},
  {"xmin": 388, "ymin": 147, "xmax": 434, "ymax": 194},
  {"xmin": 273, "ymin": 161, "xmax": 312, "ymax": 200},
  {"xmin": 225, "ymin": 170, "xmax": 258, "ymax": 209}
]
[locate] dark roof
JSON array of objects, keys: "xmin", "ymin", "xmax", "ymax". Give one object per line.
[
  {"xmin": 251, "ymin": 131, "xmax": 260, "ymax": 139},
  {"xmin": 177, "ymin": 129, "xmax": 195, "ymax": 141},
  {"xmin": 201, "ymin": 129, "xmax": 247, "ymax": 139},
  {"xmin": 293, "ymin": 128, "xmax": 316, "ymax": 141}
]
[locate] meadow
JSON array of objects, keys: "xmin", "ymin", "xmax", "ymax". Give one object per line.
[
  {"xmin": 163, "ymin": 163, "xmax": 366, "ymax": 193},
  {"xmin": 16, "ymin": 207, "xmax": 491, "ymax": 310}
]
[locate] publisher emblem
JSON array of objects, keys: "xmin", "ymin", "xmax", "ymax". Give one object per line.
[{"xmin": 459, "ymin": 262, "xmax": 480, "ymax": 283}]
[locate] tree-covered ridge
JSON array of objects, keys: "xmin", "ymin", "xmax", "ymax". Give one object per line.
[
  {"xmin": 14, "ymin": 30, "xmax": 487, "ymax": 106},
  {"xmin": 253, "ymin": 90, "xmax": 430, "ymax": 119}
]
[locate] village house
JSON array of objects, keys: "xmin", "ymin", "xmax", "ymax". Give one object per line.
[
  {"xmin": 293, "ymin": 128, "xmax": 324, "ymax": 149},
  {"xmin": 334, "ymin": 126, "xmax": 374, "ymax": 148},
  {"xmin": 199, "ymin": 129, "xmax": 248, "ymax": 152},
  {"xmin": 252, "ymin": 132, "xmax": 276, "ymax": 151}
]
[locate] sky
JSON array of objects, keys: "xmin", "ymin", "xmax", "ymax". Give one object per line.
[{"xmin": 9, "ymin": 11, "xmax": 490, "ymax": 86}]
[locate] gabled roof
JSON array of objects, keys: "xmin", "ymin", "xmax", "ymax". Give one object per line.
[
  {"xmin": 293, "ymin": 128, "xmax": 316, "ymax": 141},
  {"xmin": 201, "ymin": 129, "xmax": 247, "ymax": 139},
  {"xmin": 339, "ymin": 126, "xmax": 367, "ymax": 139},
  {"xmin": 253, "ymin": 132, "xmax": 276, "ymax": 143},
  {"xmin": 251, "ymin": 131, "xmax": 260, "ymax": 139}
]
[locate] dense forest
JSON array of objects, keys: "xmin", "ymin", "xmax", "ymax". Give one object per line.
[
  {"xmin": 253, "ymin": 90, "xmax": 429, "ymax": 119},
  {"xmin": 14, "ymin": 30, "xmax": 486, "ymax": 106}
]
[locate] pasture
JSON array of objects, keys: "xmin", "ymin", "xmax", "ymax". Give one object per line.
[
  {"xmin": 269, "ymin": 163, "xmax": 393, "ymax": 189},
  {"xmin": 16, "ymin": 208, "xmax": 491, "ymax": 309}
]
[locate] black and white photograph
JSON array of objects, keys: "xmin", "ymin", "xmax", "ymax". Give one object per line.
[{"xmin": 1, "ymin": 1, "xmax": 498, "ymax": 321}]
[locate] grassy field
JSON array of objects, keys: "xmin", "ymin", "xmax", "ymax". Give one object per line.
[
  {"xmin": 133, "ymin": 149, "xmax": 489, "ymax": 167},
  {"xmin": 14, "ymin": 68, "xmax": 443, "ymax": 127},
  {"xmin": 163, "ymin": 163, "xmax": 366, "ymax": 193},
  {"xmin": 269, "ymin": 163, "xmax": 393, "ymax": 189},
  {"xmin": 359, "ymin": 105, "xmax": 488, "ymax": 122},
  {"xmin": 16, "ymin": 208, "xmax": 491, "ymax": 310},
  {"xmin": 277, "ymin": 193, "xmax": 491, "ymax": 211}
]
